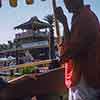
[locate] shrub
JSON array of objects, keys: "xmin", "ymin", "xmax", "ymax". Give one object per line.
[{"xmin": 20, "ymin": 66, "xmax": 37, "ymax": 75}]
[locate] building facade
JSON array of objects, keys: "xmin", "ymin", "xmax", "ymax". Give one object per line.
[{"xmin": 0, "ymin": 30, "xmax": 50, "ymax": 65}]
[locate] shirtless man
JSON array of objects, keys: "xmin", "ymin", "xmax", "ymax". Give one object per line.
[{"xmin": 56, "ymin": 0, "xmax": 100, "ymax": 99}]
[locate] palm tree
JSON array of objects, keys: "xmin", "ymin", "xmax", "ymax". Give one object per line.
[
  {"xmin": 44, "ymin": 15, "xmax": 54, "ymax": 26},
  {"xmin": 44, "ymin": 14, "xmax": 56, "ymax": 67}
]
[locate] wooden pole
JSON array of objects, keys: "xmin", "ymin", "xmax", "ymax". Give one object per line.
[
  {"xmin": 52, "ymin": 0, "xmax": 62, "ymax": 56},
  {"xmin": 52, "ymin": 0, "xmax": 61, "ymax": 44}
]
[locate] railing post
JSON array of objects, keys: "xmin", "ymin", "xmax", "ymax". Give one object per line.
[{"xmin": 10, "ymin": 69, "xmax": 14, "ymax": 76}]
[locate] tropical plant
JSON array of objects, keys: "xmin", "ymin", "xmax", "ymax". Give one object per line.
[
  {"xmin": 19, "ymin": 66, "xmax": 38, "ymax": 75},
  {"xmin": 44, "ymin": 14, "xmax": 54, "ymax": 26},
  {"xmin": 44, "ymin": 14, "xmax": 56, "ymax": 59}
]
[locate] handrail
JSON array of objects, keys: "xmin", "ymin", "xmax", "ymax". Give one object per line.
[
  {"xmin": 0, "ymin": 59, "xmax": 54, "ymax": 72},
  {"xmin": 8, "ymin": 66, "xmax": 64, "ymax": 83}
]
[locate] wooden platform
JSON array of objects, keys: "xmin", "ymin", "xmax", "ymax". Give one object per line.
[{"xmin": 0, "ymin": 67, "xmax": 67, "ymax": 100}]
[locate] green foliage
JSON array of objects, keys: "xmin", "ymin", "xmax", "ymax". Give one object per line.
[
  {"xmin": 20, "ymin": 66, "xmax": 37, "ymax": 75},
  {"xmin": 44, "ymin": 14, "xmax": 54, "ymax": 25}
]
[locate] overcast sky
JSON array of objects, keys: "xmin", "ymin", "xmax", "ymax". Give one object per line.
[{"xmin": 0, "ymin": 0, "xmax": 100, "ymax": 44}]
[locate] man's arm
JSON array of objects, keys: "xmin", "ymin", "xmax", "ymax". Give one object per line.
[{"xmin": 55, "ymin": 7, "xmax": 70, "ymax": 40}]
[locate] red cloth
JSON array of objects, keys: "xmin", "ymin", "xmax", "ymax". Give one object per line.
[{"xmin": 64, "ymin": 59, "xmax": 73, "ymax": 88}]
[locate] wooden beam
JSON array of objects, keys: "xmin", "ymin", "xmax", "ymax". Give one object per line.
[
  {"xmin": 52, "ymin": 0, "xmax": 61, "ymax": 44},
  {"xmin": 0, "ymin": 59, "xmax": 53, "ymax": 72}
]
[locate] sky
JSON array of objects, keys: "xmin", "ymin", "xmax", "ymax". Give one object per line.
[{"xmin": 0, "ymin": 0, "xmax": 100, "ymax": 44}]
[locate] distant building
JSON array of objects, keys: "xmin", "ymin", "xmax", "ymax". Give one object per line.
[
  {"xmin": 15, "ymin": 30, "xmax": 49, "ymax": 64},
  {"xmin": 0, "ymin": 30, "xmax": 50, "ymax": 65}
]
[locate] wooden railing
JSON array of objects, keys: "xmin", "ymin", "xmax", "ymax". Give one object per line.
[
  {"xmin": 0, "ymin": 59, "xmax": 52, "ymax": 72},
  {"xmin": 0, "ymin": 67, "xmax": 67, "ymax": 100},
  {"xmin": 0, "ymin": 59, "xmax": 67, "ymax": 100}
]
